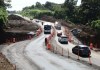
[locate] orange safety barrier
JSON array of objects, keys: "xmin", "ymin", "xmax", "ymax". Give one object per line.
[
  {"xmin": 36, "ymin": 30, "xmax": 40, "ymax": 36},
  {"xmin": 36, "ymin": 32, "xmax": 39, "ymax": 36},
  {"xmin": 95, "ymin": 44, "xmax": 97, "ymax": 48},
  {"xmin": 68, "ymin": 36, "xmax": 72, "ymax": 42},
  {"xmin": 47, "ymin": 43, "xmax": 51, "ymax": 50},
  {"xmin": 13, "ymin": 38, "xmax": 16, "ymax": 43},
  {"xmin": 48, "ymin": 35, "xmax": 53, "ymax": 41},
  {"xmin": 90, "ymin": 43, "xmax": 93, "ymax": 50},
  {"xmin": 6, "ymin": 39, "xmax": 8, "ymax": 43},
  {"xmin": 47, "ymin": 37, "xmax": 49, "ymax": 43},
  {"xmin": 52, "ymin": 32, "xmax": 54, "ymax": 36},
  {"xmin": 29, "ymin": 35, "xmax": 32, "ymax": 40},
  {"xmin": 89, "ymin": 53, "xmax": 92, "ymax": 65},
  {"xmin": 51, "ymin": 33, "xmax": 53, "ymax": 37},
  {"xmin": 38, "ymin": 31, "xmax": 40, "ymax": 35},
  {"xmin": 40, "ymin": 28, "xmax": 42, "ymax": 32},
  {"xmin": 6, "ymin": 39, "xmax": 10, "ymax": 44},
  {"xmin": 9, "ymin": 38, "xmax": 12, "ymax": 43},
  {"xmin": 49, "ymin": 35, "xmax": 52, "ymax": 40},
  {"xmin": 48, "ymin": 36, "xmax": 50, "ymax": 40},
  {"xmin": 36, "ymin": 28, "xmax": 42, "ymax": 36}
]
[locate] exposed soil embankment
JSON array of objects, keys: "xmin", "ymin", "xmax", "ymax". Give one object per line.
[
  {"xmin": 6, "ymin": 14, "xmax": 38, "ymax": 32},
  {"xmin": 0, "ymin": 14, "xmax": 39, "ymax": 44}
]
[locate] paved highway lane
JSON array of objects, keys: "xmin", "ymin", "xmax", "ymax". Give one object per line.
[
  {"xmin": 2, "ymin": 40, "xmax": 40, "ymax": 70},
  {"xmin": 1, "ymin": 19, "xmax": 99, "ymax": 70},
  {"xmin": 54, "ymin": 26, "xmax": 100, "ymax": 68},
  {"xmin": 25, "ymin": 32, "xmax": 96, "ymax": 70}
]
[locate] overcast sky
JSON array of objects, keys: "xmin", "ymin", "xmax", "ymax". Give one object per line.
[{"xmin": 7, "ymin": 0, "xmax": 81, "ymax": 11}]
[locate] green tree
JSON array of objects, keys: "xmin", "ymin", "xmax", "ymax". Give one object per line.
[
  {"xmin": 35, "ymin": 2, "xmax": 44, "ymax": 9},
  {"xmin": 63, "ymin": 0, "xmax": 78, "ymax": 21},
  {"xmin": 0, "ymin": 0, "xmax": 11, "ymax": 32},
  {"xmin": 54, "ymin": 8, "xmax": 66, "ymax": 19},
  {"xmin": 44, "ymin": 1, "xmax": 53, "ymax": 10},
  {"xmin": 22, "ymin": 7, "xmax": 29, "ymax": 11},
  {"xmin": 79, "ymin": 0, "xmax": 100, "ymax": 24},
  {"xmin": 31, "ymin": 5, "xmax": 34, "ymax": 9},
  {"xmin": 91, "ymin": 20, "xmax": 100, "ymax": 33},
  {"xmin": 0, "ymin": 0, "xmax": 5, "ymax": 7}
]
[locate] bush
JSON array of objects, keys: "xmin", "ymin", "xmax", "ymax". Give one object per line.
[
  {"xmin": 20, "ymin": 9, "xmax": 54, "ymax": 19},
  {"xmin": 0, "ymin": 7, "xmax": 8, "ymax": 32},
  {"xmin": 91, "ymin": 20, "xmax": 100, "ymax": 33},
  {"xmin": 91, "ymin": 20, "xmax": 100, "ymax": 29}
]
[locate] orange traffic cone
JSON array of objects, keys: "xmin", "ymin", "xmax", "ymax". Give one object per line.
[{"xmin": 47, "ymin": 43, "xmax": 51, "ymax": 50}]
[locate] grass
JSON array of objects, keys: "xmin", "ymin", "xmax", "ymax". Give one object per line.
[{"xmin": 19, "ymin": 9, "xmax": 53, "ymax": 19}]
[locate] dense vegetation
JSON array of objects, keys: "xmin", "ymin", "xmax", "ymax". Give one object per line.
[
  {"xmin": 0, "ymin": 7, "xmax": 8, "ymax": 30},
  {"xmin": 20, "ymin": 1, "xmax": 60, "ymax": 19},
  {"xmin": 0, "ymin": 0, "xmax": 11, "ymax": 33},
  {"xmin": 21, "ymin": 0, "xmax": 100, "ymax": 33},
  {"xmin": 20, "ymin": 9, "xmax": 53, "ymax": 19}
]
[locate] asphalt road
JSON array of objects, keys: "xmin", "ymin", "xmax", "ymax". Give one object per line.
[
  {"xmin": 1, "ymin": 18, "xmax": 99, "ymax": 70},
  {"xmin": 52, "ymin": 25, "xmax": 100, "ymax": 69}
]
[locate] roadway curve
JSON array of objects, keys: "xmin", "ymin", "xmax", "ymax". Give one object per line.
[
  {"xmin": 2, "ymin": 40, "xmax": 40, "ymax": 70},
  {"xmin": 1, "ymin": 20, "xmax": 98, "ymax": 70}
]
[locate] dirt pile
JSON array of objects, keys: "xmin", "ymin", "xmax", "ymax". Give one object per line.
[
  {"xmin": 0, "ymin": 14, "xmax": 38, "ymax": 44},
  {"xmin": 6, "ymin": 14, "xmax": 38, "ymax": 32},
  {"xmin": 0, "ymin": 53, "xmax": 15, "ymax": 70}
]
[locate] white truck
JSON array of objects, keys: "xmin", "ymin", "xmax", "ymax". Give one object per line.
[
  {"xmin": 55, "ymin": 21, "xmax": 61, "ymax": 30},
  {"xmin": 44, "ymin": 23, "xmax": 51, "ymax": 34}
]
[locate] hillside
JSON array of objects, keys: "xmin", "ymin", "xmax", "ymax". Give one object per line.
[
  {"xmin": 6, "ymin": 14, "xmax": 38, "ymax": 32},
  {"xmin": 0, "ymin": 15, "xmax": 39, "ymax": 44}
]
